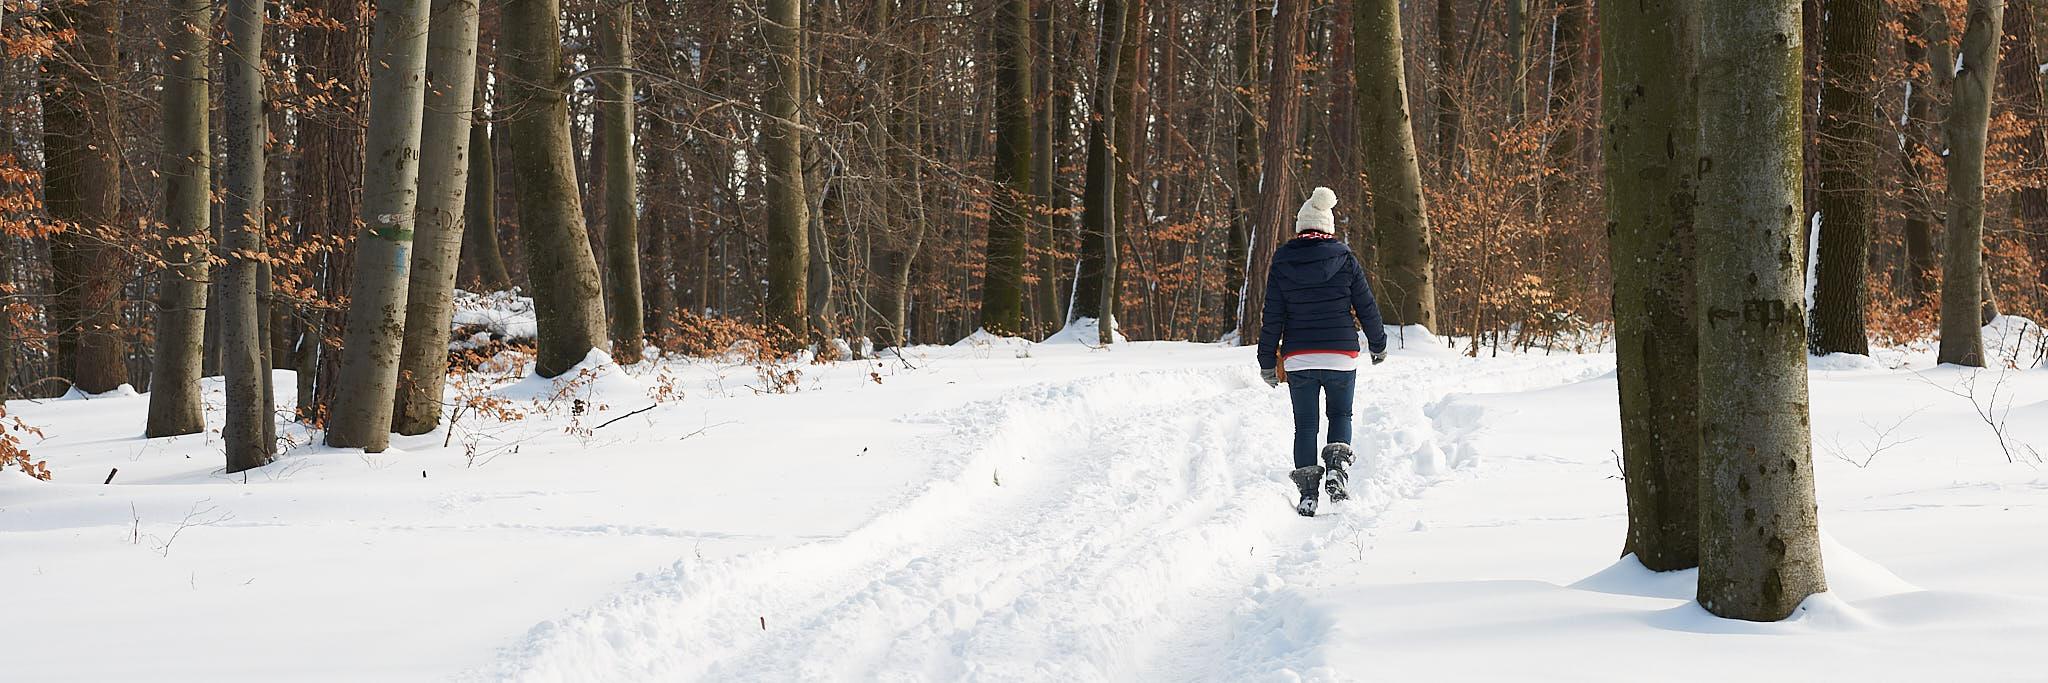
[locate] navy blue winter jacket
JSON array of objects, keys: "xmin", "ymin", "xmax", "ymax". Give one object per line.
[{"xmin": 1257, "ymin": 233, "xmax": 1388, "ymax": 370}]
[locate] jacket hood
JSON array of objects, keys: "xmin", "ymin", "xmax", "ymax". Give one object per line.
[{"xmin": 1272, "ymin": 235, "xmax": 1352, "ymax": 284}]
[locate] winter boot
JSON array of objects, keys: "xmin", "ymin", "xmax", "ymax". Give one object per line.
[
  {"xmin": 1289, "ymin": 465, "xmax": 1325, "ymax": 517},
  {"xmin": 1320, "ymin": 443, "xmax": 1356, "ymax": 502}
]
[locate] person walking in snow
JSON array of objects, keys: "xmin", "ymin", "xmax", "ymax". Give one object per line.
[{"xmin": 1257, "ymin": 186, "xmax": 1389, "ymax": 517}]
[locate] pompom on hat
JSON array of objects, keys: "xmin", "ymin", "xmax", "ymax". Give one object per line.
[{"xmin": 1295, "ymin": 186, "xmax": 1338, "ymax": 234}]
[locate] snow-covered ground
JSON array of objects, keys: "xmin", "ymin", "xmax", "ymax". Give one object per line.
[{"xmin": 3, "ymin": 320, "xmax": 2045, "ymax": 682}]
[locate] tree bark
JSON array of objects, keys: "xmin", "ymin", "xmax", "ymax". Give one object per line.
[
  {"xmin": 2000, "ymin": 0, "xmax": 2048, "ymax": 293},
  {"xmin": 1809, "ymin": 0, "xmax": 1886, "ymax": 355},
  {"xmin": 1224, "ymin": 0, "xmax": 1265, "ymax": 336},
  {"xmin": 503, "ymin": 0, "xmax": 610, "ymax": 377},
  {"xmin": 1070, "ymin": 0, "xmax": 1129, "ymax": 330},
  {"xmin": 299, "ymin": 0, "xmax": 370, "ymax": 423},
  {"xmin": 1432, "ymin": 0, "xmax": 1460, "ymax": 174},
  {"xmin": 42, "ymin": 0, "xmax": 126, "ymax": 395},
  {"xmin": 1603, "ymin": 0, "xmax": 1700, "ymax": 571},
  {"xmin": 393, "ymin": 0, "xmax": 481, "ymax": 437},
  {"xmin": 147, "ymin": 0, "xmax": 212, "ymax": 438},
  {"xmin": 1032, "ymin": 0, "xmax": 1063, "ymax": 333},
  {"xmin": 601, "ymin": 0, "xmax": 645, "ymax": 363},
  {"xmin": 1235, "ymin": 0, "xmax": 1307, "ymax": 343},
  {"xmin": 463, "ymin": 78, "xmax": 511, "ymax": 291},
  {"xmin": 222, "ymin": 0, "xmax": 275, "ymax": 473},
  {"xmin": 1900, "ymin": 4, "xmax": 1947, "ymax": 305},
  {"xmin": 1695, "ymin": 0, "xmax": 1827, "ymax": 622},
  {"xmin": 326, "ymin": 0, "xmax": 434, "ymax": 452},
  {"xmin": 1507, "ymin": 0, "xmax": 1530, "ymax": 121},
  {"xmin": 764, "ymin": 0, "xmax": 809, "ymax": 345},
  {"xmin": 1354, "ymin": 0, "xmax": 1437, "ymax": 330},
  {"xmin": 1939, "ymin": 0, "xmax": 2004, "ymax": 367},
  {"xmin": 980, "ymin": 0, "xmax": 1034, "ymax": 337}
]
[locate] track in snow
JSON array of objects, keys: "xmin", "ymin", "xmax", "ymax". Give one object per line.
[{"xmin": 468, "ymin": 353, "xmax": 1610, "ymax": 682}]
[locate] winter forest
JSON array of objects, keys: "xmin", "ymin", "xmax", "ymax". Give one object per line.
[{"xmin": 3, "ymin": 0, "xmax": 2047, "ymax": 680}]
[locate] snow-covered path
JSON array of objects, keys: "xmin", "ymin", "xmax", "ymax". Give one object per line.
[{"xmin": 476, "ymin": 342, "xmax": 1612, "ymax": 682}]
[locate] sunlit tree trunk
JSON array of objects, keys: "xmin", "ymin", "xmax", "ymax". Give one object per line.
[
  {"xmin": 980, "ymin": 0, "xmax": 1033, "ymax": 336},
  {"xmin": 1354, "ymin": 0, "xmax": 1436, "ymax": 330},
  {"xmin": 463, "ymin": 77, "xmax": 511, "ymax": 291},
  {"xmin": 393, "ymin": 0, "xmax": 481, "ymax": 436},
  {"xmin": 1696, "ymin": 0, "xmax": 1827, "ymax": 622},
  {"xmin": 601, "ymin": 0, "xmax": 645, "ymax": 363},
  {"xmin": 764, "ymin": 0, "xmax": 809, "ymax": 345},
  {"xmin": 147, "ymin": 0, "xmax": 212, "ymax": 438},
  {"xmin": 1939, "ymin": 0, "xmax": 2004, "ymax": 367},
  {"xmin": 1235, "ymin": 0, "xmax": 1306, "ymax": 342},
  {"xmin": 327, "ymin": 0, "xmax": 434, "ymax": 451}
]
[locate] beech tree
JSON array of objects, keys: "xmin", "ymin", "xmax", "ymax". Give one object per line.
[
  {"xmin": 41, "ymin": 0, "xmax": 125, "ymax": 395},
  {"xmin": 222, "ymin": 0, "xmax": 274, "ymax": 473},
  {"xmin": 764, "ymin": 0, "xmax": 809, "ymax": 345},
  {"xmin": 146, "ymin": 0, "xmax": 211, "ymax": 438},
  {"xmin": 601, "ymin": 0, "xmax": 645, "ymax": 363},
  {"xmin": 979, "ymin": 0, "xmax": 1033, "ymax": 337},
  {"xmin": 1938, "ymin": 0, "xmax": 2005, "ymax": 367},
  {"xmin": 1695, "ymin": 0, "xmax": 1827, "ymax": 621},
  {"xmin": 1234, "ymin": 0, "xmax": 1306, "ymax": 342},
  {"xmin": 1809, "ymin": 0, "xmax": 1884, "ymax": 356},
  {"xmin": 394, "ymin": 0, "xmax": 482, "ymax": 436},
  {"xmin": 1353, "ymin": 0, "xmax": 1435, "ymax": 330}
]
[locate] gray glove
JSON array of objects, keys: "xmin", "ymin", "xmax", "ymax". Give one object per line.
[
  {"xmin": 1260, "ymin": 367, "xmax": 1280, "ymax": 387},
  {"xmin": 1370, "ymin": 351, "xmax": 1387, "ymax": 365}
]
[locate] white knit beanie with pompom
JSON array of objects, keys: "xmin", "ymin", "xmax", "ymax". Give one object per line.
[{"xmin": 1294, "ymin": 186, "xmax": 1338, "ymax": 234}]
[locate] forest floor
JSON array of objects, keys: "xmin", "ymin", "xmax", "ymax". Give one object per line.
[{"xmin": 3, "ymin": 319, "xmax": 2046, "ymax": 682}]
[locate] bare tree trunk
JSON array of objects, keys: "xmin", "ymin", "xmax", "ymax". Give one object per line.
[
  {"xmin": 2000, "ymin": 0, "xmax": 2048, "ymax": 295},
  {"xmin": 1235, "ymin": 0, "xmax": 1306, "ymax": 343},
  {"xmin": 1507, "ymin": 0, "xmax": 1530, "ymax": 121},
  {"xmin": 42, "ymin": 0, "xmax": 126, "ymax": 395},
  {"xmin": 222, "ymin": 0, "xmax": 275, "ymax": 473},
  {"xmin": 1071, "ymin": 0, "xmax": 1129, "ymax": 329},
  {"xmin": 764, "ymin": 0, "xmax": 809, "ymax": 345},
  {"xmin": 147, "ymin": 0, "xmax": 212, "ymax": 438},
  {"xmin": 1224, "ymin": 0, "xmax": 1265, "ymax": 335},
  {"xmin": 1900, "ymin": 4, "xmax": 1947, "ymax": 305},
  {"xmin": 1354, "ymin": 0, "xmax": 1437, "ymax": 330},
  {"xmin": 326, "ymin": 0, "xmax": 434, "ymax": 452},
  {"xmin": 601, "ymin": 0, "xmax": 644, "ymax": 363},
  {"xmin": 1604, "ymin": 0, "xmax": 1700, "ymax": 571},
  {"xmin": 1032, "ymin": 0, "xmax": 1063, "ymax": 334},
  {"xmin": 1939, "ymin": 0, "xmax": 2004, "ymax": 367},
  {"xmin": 300, "ymin": 0, "xmax": 370, "ymax": 423},
  {"xmin": 463, "ymin": 78, "xmax": 511, "ymax": 291},
  {"xmin": 393, "ymin": 0, "xmax": 481, "ymax": 437},
  {"xmin": 503, "ymin": 0, "xmax": 610, "ymax": 377},
  {"xmin": 1696, "ymin": 0, "xmax": 1827, "ymax": 622},
  {"xmin": 1432, "ymin": 0, "xmax": 1460, "ymax": 174},
  {"xmin": 1809, "ymin": 0, "xmax": 1885, "ymax": 355},
  {"xmin": 980, "ymin": 0, "xmax": 1034, "ymax": 337}
]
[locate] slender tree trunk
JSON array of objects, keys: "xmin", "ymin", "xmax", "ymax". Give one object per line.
[
  {"xmin": 1432, "ymin": 0, "xmax": 1460, "ymax": 174},
  {"xmin": 981, "ymin": 0, "xmax": 1034, "ymax": 336},
  {"xmin": 326, "ymin": 0, "xmax": 434, "ymax": 452},
  {"xmin": 1901, "ymin": 4, "xmax": 1946, "ymax": 305},
  {"xmin": 601, "ymin": 0, "xmax": 644, "ymax": 363},
  {"xmin": 463, "ymin": 82, "xmax": 511, "ymax": 291},
  {"xmin": 42, "ymin": 0, "xmax": 126, "ymax": 395},
  {"xmin": 1032, "ymin": 0, "xmax": 1062, "ymax": 334},
  {"xmin": 1603, "ymin": 0, "xmax": 1700, "ymax": 571},
  {"xmin": 503, "ymin": 0, "xmax": 610, "ymax": 377},
  {"xmin": 393, "ymin": 0, "xmax": 481, "ymax": 437},
  {"xmin": 2000, "ymin": 0, "xmax": 2048, "ymax": 294},
  {"xmin": 1354, "ymin": 0, "xmax": 1437, "ymax": 330},
  {"xmin": 1329, "ymin": 0, "xmax": 1377, "ymax": 295},
  {"xmin": 1071, "ymin": 0, "xmax": 1129, "ymax": 329},
  {"xmin": 1224, "ymin": 0, "xmax": 1265, "ymax": 335},
  {"xmin": 1696, "ymin": 0, "xmax": 1827, "ymax": 622},
  {"xmin": 1810, "ymin": 0, "xmax": 1885, "ymax": 355},
  {"xmin": 147, "ymin": 0, "xmax": 212, "ymax": 438},
  {"xmin": 1235, "ymin": 0, "xmax": 1307, "ymax": 342},
  {"xmin": 764, "ymin": 0, "xmax": 809, "ymax": 345},
  {"xmin": 1939, "ymin": 0, "xmax": 2004, "ymax": 367},
  {"xmin": 1507, "ymin": 0, "xmax": 1530, "ymax": 121},
  {"xmin": 1545, "ymin": 0, "xmax": 1586, "ymax": 180},
  {"xmin": 223, "ymin": 0, "xmax": 275, "ymax": 473}
]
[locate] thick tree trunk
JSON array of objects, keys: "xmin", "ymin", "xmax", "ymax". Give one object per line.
[
  {"xmin": 503, "ymin": 0, "xmax": 610, "ymax": 377},
  {"xmin": 764, "ymin": 0, "xmax": 809, "ymax": 345},
  {"xmin": 1809, "ymin": 0, "xmax": 1886, "ymax": 355},
  {"xmin": 299, "ymin": 0, "xmax": 370, "ymax": 423},
  {"xmin": 1070, "ymin": 0, "xmax": 1129, "ymax": 329},
  {"xmin": 1939, "ymin": 0, "xmax": 2004, "ymax": 367},
  {"xmin": 326, "ymin": 0, "xmax": 434, "ymax": 452},
  {"xmin": 1354, "ymin": 0, "xmax": 1437, "ymax": 330},
  {"xmin": 393, "ymin": 0, "xmax": 481, "ymax": 437},
  {"xmin": 147, "ymin": 0, "xmax": 212, "ymax": 438},
  {"xmin": 1696, "ymin": 0, "xmax": 1827, "ymax": 622},
  {"xmin": 1603, "ymin": 0, "xmax": 1700, "ymax": 571},
  {"xmin": 222, "ymin": 0, "xmax": 275, "ymax": 473},
  {"xmin": 1235, "ymin": 0, "xmax": 1307, "ymax": 343},
  {"xmin": 42, "ymin": 0, "xmax": 126, "ymax": 395},
  {"xmin": 462, "ymin": 80, "xmax": 511, "ymax": 291},
  {"xmin": 980, "ymin": 0, "xmax": 1034, "ymax": 337},
  {"xmin": 601, "ymin": 0, "xmax": 645, "ymax": 363}
]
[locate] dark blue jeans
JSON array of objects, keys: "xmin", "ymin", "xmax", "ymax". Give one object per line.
[{"xmin": 1286, "ymin": 368, "xmax": 1355, "ymax": 469}]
